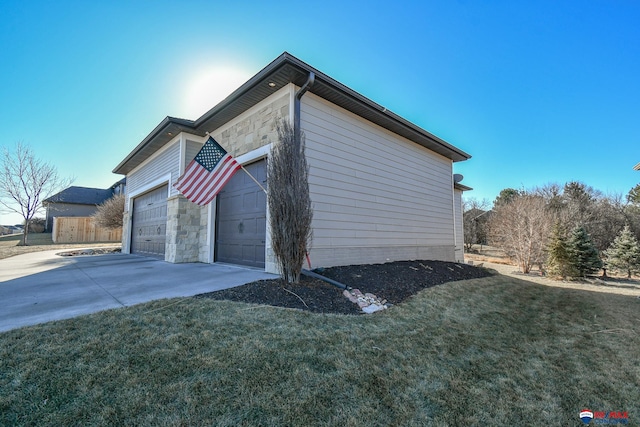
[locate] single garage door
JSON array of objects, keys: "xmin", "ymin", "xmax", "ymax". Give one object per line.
[
  {"xmin": 131, "ymin": 185, "xmax": 167, "ymax": 258},
  {"xmin": 216, "ymin": 159, "xmax": 267, "ymax": 268}
]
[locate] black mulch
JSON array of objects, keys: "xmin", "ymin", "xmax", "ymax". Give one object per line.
[{"xmin": 196, "ymin": 260, "xmax": 494, "ymax": 315}]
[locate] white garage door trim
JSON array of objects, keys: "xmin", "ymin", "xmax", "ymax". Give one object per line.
[
  {"xmin": 215, "ymin": 159, "xmax": 267, "ymax": 268},
  {"xmin": 207, "ymin": 146, "xmax": 271, "ymax": 265},
  {"xmin": 131, "ymin": 184, "xmax": 168, "ymax": 258}
]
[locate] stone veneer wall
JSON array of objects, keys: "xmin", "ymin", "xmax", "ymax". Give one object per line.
[
  {"xmin": 161, "ymin": 92, "xmax": 292, "ymax": 266},
  {"xmin": 165, "ymin": 195, "xmax": 204, "ymax": 263},
  {"xmin": 214, "ymin": 93, "xmax": 290, "ymax": 157},
  {"xmin": 121, "ymin": 211, "xmax": 131, "ymax": 254},
  {"xmin": 198, "ymin": 204, "xmax": 210, "ymax": 263}
]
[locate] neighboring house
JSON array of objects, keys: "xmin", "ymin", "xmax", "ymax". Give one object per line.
[
  {"xmin": 43, "ymin": 179, "xmax": 126, "ymax": 232},
  {"xmin": 113, "ymin": 52, "xmax": 472, "ymax": 273},
  {"xmin": 462, "ymin": 207, "xmax": 491, "ymax": 248}
]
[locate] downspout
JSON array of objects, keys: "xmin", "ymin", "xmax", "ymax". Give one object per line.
[
  {"xmin": 301, "ymin": 269, "xmax": 350, "ymax": 290},
  {"xmin": 294, "ymin": 72, "xmax": 315, "ymax": 137}
]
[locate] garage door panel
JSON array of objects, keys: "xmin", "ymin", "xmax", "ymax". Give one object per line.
[
  {"xmin": 216, "ymin": 159, "xmax": 266, "ymax": 268},
  {"xmin": 131, "ymin": 185, "xmax": 167, "ymax": 258},
  {"xmin": 243, "ymin": 244, "xmax": 264, "ymax": 264}
]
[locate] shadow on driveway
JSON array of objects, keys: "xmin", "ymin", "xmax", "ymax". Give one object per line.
[{"xmin": 0, "ymin": 251, "xmax": 277, "ymax": 332}]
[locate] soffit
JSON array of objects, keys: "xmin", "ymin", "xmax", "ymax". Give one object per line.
[{"xmin": 114, "ymin": 53, "xmax": 470, "ymax": 175}]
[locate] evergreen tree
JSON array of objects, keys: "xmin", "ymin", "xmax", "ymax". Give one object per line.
[
  {"xmin": 546, "ymin": 222, "xmax": 573, "ymax": 279},
  {"xmin": 604, "ymin": 225, "xmax": 640, "ymax": 278},
  {"xmin": 493, "ymin": 188, "xmax": 521, "ymax": 208},
  {"xmin": 627, "ymin": 184, "xmax": 640, "ymax": 205},
  {"xmin": 567, "ymin": 226, "xmax": 603, "ymax": 277}
]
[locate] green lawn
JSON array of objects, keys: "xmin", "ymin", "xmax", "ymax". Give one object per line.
[{"xmin": 1, "ymin": 276, "xmax": 638, "ymax": 426}]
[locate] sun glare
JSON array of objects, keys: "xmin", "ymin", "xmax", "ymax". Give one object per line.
[{"xmin": 181, "ymin": 65, "xmax": 253, "ymax": 119}]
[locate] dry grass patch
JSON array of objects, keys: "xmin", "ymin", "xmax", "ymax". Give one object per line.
[
  {"xmin": 0, "ymin": 233, "xmax": 119, "ymax": 260},
  {"xmin": 1, "ymin": 276, "xmax": 638, "ymax": 426}
]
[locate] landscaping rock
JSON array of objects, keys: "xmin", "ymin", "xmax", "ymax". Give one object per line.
[{"xmin": 343, "ymin": 288, "xmax": 388, "ymax": 313}]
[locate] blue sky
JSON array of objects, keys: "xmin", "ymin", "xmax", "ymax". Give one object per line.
[{"xmin": 1, "ymin": 0, "xmax": 639, "ymax": 224}]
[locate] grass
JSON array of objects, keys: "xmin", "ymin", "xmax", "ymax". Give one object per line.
[
  {"xmin": 0, "ymin": 233, "xmax": 119, "ymax": 260},
  {"xmin": 1, "ymin": 276, "xmax": 638, "ymax": 426}
]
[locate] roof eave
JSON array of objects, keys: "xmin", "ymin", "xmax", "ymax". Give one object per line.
[
  {"xmin": 455, "ymin": 183, "xmax": 473, "ymax": 191},
  {"xmin": 113, "ymin": 117, "xmax": 198, "ymax": 175},
  {"xmin": 114, "ymin": 52, "xmax": 471, "ymax": 175}
]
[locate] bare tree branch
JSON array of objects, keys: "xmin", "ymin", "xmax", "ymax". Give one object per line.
[
  {"xmin": 0, "ymin": 142, "xmax": 73, "ymax": 245},
  {"xmin": 488, "ymin": 194, "xmax": 552, "ymax": 274},
  {"xmin": 92, "ymin": 194, "xmax": 125, "ymax": 229},
  {"xmin": 267, "ymin": 120, "xmax": 313, "ymax": 284}
]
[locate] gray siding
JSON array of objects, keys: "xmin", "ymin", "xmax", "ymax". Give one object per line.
[
  {"xmin": 185, "ymin": 139, "xmax": 201, "ymax": 167},
  {"xmin": 126, "ymin": 141, "xmax": 180, "ymax": 208},
  {"xmin": 302, "ymin": 93, "xmax": 455, "ymax": 267}
]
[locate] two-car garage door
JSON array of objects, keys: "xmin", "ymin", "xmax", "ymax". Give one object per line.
[
  {"xmin": 131, "ymin": 185, "xmax": 167, "ymax": 258},
  {"xmin": 129, "ymin": 160, "xmax": 266, "ymax": 266}
]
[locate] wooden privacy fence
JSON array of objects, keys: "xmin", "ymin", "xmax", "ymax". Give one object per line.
[{"xmin": 52, "ymin": 217, "xmax": 122, "ymax": 243}]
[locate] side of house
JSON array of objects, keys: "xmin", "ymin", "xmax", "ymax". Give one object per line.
[
  {"xmin": 302, "ymin": 92, "xmax": 462, "ymax": 266},
  {"xmin": 114, "ymin": 53, "xmax": 472, "ymax": 273}
]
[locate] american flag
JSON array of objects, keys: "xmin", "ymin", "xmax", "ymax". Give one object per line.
[{"xmin": 173, "ymin": 137, "xmax": 241, "ymax": 206}]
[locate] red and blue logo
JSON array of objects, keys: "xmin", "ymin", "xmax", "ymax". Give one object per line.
[
  {"xmin": 579, "ymin": 409, "xmax": 629, "ymax": 424},
  {"xmin": 581, "ymin": 410, "xmax": 594, "ymax": 424}
]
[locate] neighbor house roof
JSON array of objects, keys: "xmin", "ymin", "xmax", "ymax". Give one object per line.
[
  {"xmin": 114, "ymin": 52, "xmax": 471, "ymax": 175},
  {"xmin": 43, "ymin": 186, "xmax": 114, "ymax": 206},
  {"xmin": 634, "ymin": 162, "xmax": 640, "ymax": 171}
]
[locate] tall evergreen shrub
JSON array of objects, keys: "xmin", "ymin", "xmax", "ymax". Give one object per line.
[
  {"xmin": 604, "ymin": 225, "xmax": 640, "ymax": 278},
  {"xmin": 567, "ymin": 226, "xmax": 602, "ymax": 277},
  {"xmin": 546, "ymin": 222, "xmax": 573, "ymax": 279}
]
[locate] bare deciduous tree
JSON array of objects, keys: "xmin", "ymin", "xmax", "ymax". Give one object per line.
[
  {"xmin": 488, "ymin": 194, "xmax": 552, "ymax": 274},
  {"xmin": 0, "ymin": 143, "xmax": 72, "ymax": 245},
  {"xmin": 267, "ymin": 120, "xmax": 313, "ymax": 283},
  {"xmin": 92, "ymin": 194, "xmax": 125, "ymax": 229}
]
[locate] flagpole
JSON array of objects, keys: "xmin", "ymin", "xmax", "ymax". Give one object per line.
[{"xmin": 241, "ymin": 165, "xmax": 267, "ymax": 194}]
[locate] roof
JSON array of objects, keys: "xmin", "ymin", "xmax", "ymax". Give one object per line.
[
  {"xmin": 634, "ymin": 162, "xmax": 640, "ymax": 171},
  {"xmin": 43, "ymin": 186, "xmax": 114, "ymax": 206},
  {"xmin": 454, "ymin": 183, "xmax": 473, "ymax": 192},
  {"xmin": 114, "ymin": 52, "xmax": 471, "ymax": 175}
]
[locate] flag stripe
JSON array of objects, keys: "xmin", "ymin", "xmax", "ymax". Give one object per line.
[
  {"xmin": 173, "ymin": 137, "xmax": 241, "ymax": 206},
  {"xmin": 188, "ymin": 155, "xmax": 235, "ymax": 199},
  {"xmin": 190, "ymin": 157, "xmax": 239, "ymax": 204},
  {"xmin": 194, "ymin": 161, "xmax": 241, "ymax": 205},
  {"xmin": 177, "ymin": 156, "xmax": 223, "ymax": 196},
  {"xmin": 175, "ymin": 160, "xmax": 207, "ymax": 194}
]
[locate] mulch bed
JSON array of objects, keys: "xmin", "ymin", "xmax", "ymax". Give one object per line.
[
  {"xmin": 196, "ymin": 260, "xmax": 494, "ymax": 315},
  {"xmin": 57, "ymin": 248, "xmax": 122, "ymax": 257}
]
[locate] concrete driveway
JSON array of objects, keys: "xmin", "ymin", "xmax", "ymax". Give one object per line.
[{"xmin": 0, "ymin": 249, "xmax": 278, "ymax": 332}]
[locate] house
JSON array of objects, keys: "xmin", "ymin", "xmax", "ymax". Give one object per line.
[
  {"xmin": 43, "ymin": 179, "xmax": 126, "ymax": 232},
  {"xmin": 113, "ymin": 52, "xmax": 472, "ymax": 273}
]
